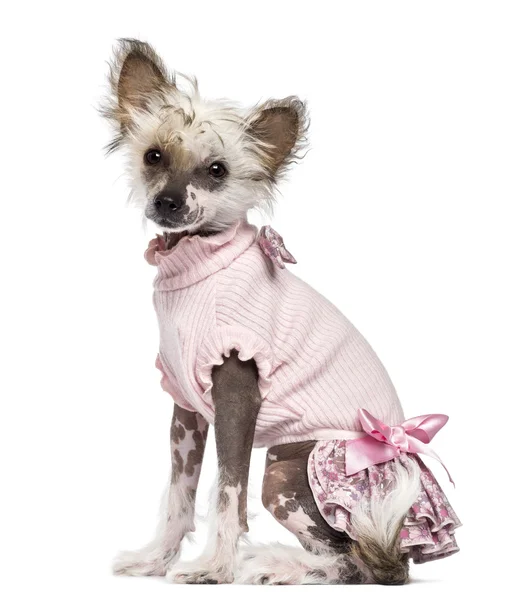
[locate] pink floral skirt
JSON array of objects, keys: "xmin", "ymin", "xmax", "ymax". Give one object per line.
[{"xmin": 308, "ymin": 440, "xmax": 461, "ymax": 564}]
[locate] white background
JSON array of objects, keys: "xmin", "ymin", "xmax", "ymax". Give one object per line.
[{"xmin": 1, "ymin": 1, "xmax": 504, "ymax": 598}]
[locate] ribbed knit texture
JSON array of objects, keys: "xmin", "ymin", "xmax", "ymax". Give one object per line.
[{"xmin": 150, "ymin": 220, "xmax": 404, "ymax": 448}]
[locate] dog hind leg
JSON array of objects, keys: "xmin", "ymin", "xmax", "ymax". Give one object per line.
[{"xmin": 238, "ymin": 441, "xmax": 365, "ymax": 584}]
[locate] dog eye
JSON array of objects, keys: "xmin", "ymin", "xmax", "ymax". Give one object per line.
[
  {"xmin": 144, "ymin": 149, "xmax": 162, "ymax": 165},
  {"xmin": 208, "ymin": 162, "xmax": 227, "ymax": 178}
]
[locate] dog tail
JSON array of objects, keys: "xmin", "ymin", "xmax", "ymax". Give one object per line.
[{"xmin": 351, "ymin": 457, "xmax": 421, "ymax": 585}]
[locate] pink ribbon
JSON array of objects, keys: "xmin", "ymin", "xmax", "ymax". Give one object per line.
[{"xmin": 346, "ymin": 409, "xmax": 454, "ymax": 484}]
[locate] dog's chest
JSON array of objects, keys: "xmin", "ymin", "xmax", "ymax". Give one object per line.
[{"xmin": 154, "ymin": 287, "xmax": 213, "ymax": 374}]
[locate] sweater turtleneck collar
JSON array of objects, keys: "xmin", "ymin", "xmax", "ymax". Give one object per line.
[{"xmin": 145, "ymin": 220, "xmax": 258, "ymax": 291}]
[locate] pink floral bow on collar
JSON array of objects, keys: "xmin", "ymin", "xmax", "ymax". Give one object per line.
[
  {"xmin": 258, "ymin": 226, "xmax": 297, "ymax": 269},
  {"xmin": 346, "ymin": 409, "xmax": 454, "ymax": 484}
]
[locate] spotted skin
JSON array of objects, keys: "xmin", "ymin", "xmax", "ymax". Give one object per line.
[
  {"xmin": 263, "ymin": 441, "xmax": 352, "ymax": 554},
  {"xmin": 261, "ymin": 441, "xmax": 365, "ymax": 584},
  {"xmin": 143, "ymin": 150, "xmax": 229, "ymax": 229},
  {"xmin": 113, "ymin": 404, "xmax": 208, "ymax": 576},
  {"xmin": 170, "ymin": 406, "xmax": 208, "ymax": 484}
]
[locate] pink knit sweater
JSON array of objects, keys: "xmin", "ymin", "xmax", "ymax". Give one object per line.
[{"xmin": 148, "ymin": 220, "xmax": 404, "ymax": 448}]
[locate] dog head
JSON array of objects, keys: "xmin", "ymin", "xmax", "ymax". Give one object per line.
[{"xmin": 101, "ymin": 39, "xmax": 308, "ymax": 233}]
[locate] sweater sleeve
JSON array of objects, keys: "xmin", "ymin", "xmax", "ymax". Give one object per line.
[
  {"xmin": 195, "ymin": 325, "xmax": 274, "ymax": 407},
  {"xmin": 155, "ymin": 354, "xmax": 196, "ymax": 413}
]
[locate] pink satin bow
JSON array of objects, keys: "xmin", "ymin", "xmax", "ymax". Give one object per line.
[
  {"xmin": 258, "ymin": 226, "xmax": 297, "ymax": 269},
  {"xmin": 346, "ymin": 409, "xmax": 453, "ymax": 484}
]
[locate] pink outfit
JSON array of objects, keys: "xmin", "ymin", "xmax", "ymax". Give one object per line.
[
  {"xmin": 148, "ymin": 220, "xmax": 404, "ymax": 448},
  {"xmin": 146, "ymin": 219, "xmax": 460, "ymax": 563}
]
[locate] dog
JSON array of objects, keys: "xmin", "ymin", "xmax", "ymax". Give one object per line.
[{"xmin": 101, "ymin": 39, "xmax": 460, "ymax": 585}]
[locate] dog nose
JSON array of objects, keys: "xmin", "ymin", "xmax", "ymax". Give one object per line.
[{"xmin": 154, "ymin": 191, "xmax": 185, "ymax": 215}]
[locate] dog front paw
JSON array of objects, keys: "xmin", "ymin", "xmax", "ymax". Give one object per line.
[
  {"xmin": 170, "ymin": 562, "xmax": 234, "ymax": 584},
  {"xmin": 113, "ymin": 546, "xmax": 179, "ymax": 576}
]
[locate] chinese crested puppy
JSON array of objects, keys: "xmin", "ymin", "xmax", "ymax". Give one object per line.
[{"xmin": 102, "ymin": 39, "xmax": 460, "ymax": 586}]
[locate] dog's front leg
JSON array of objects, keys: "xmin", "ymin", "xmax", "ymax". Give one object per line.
[
  {"xmin": 172, "ymin": 350, "xmax": 261, "ymax": 584},
  {"xmin": 114, "ymin": 404, "xmax": 208, "ymax": 576}
]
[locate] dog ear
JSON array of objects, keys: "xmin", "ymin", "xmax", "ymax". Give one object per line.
[
  {"xmin": 247, "ymin": 97, "xmax": 308, "ymax": 179},
  {"xmin": 102, "ymin": 39, "xmax": 173, "ymax": 146}
]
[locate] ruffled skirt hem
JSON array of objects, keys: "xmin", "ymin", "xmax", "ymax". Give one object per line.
[{"xmin": 308, "ymin": 440, "xmax": 461, "ymax": 564}]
